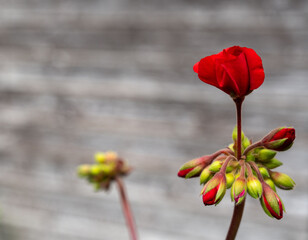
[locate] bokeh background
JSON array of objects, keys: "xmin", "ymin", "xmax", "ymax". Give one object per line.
[{"xmin": 0, "ymin": 0, "xmax": 307, "ymax": 239}]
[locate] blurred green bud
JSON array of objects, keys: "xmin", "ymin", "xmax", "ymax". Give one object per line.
[
  {"xmin": 200, "ymin": 167, "xmax": 213, "ymax": 184},
  {"xmin": 264, "ymin": 178, "xmax": 276, "ymax": 191},
  {"xmin": 257, "ymin": 149, "xmax": 276, "ymax": 162},
  {"xmin": 259, "ymin": 167, "xmax": 270, "ymax": 178},
  {"xmin": 262, "ymin": 158, "xmax": 283, "ymax": 169},
  {"xmin": 247, "ymin": 176, "xmax": 262, "ymax": 199},
  {"xmin": 226, "ymin": 173, "xmax": 235, "ymax": 188},
  {"xmin": 226, "ymin": 161, "xmax": 239, "ymax": 173},
  {"xmin": 246, "ymin": 154, "xmax": 255, "ymax": 162},
  {"xmin": 95, "ymin": 152, "xmax": 107, "ymax": 163},
  {"xmin": 242, "ymin": 137, "xmax": 251, "ymax": 149},
  {"xmin": 208, "ymin": 161, "xmax": 222, "ymax": 173},
  {"xmin": 270, "ymin": 171, "xmax": 295, "ymax": 190},
  {"xmin": 77, "ymin": 164, "xmax": 91, "ymax": 177}
]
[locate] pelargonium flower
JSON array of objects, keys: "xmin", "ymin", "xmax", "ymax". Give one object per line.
[
  {"xmin": 262, "ymin": 127, "xmax": 295, "ymax": 151},
  {"xmin": 193, "ymin": 46, "xmax": 265, "ymax": 99}
]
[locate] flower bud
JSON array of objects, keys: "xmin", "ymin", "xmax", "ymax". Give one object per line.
[
  {"xmin": 178, "ymin": 155, "xmax": 214, "ymax": 178},
  {"xmin": 200, "ymin": 167, "xmax": 213, "ymax": 184},
  {"xmin": 226, "ymin": 161, "xmax": 239, "ymax": 173},
  {"xmin": 262, "ymin": 158, "xmax": 283, "ymax": 169},
  {"xmin": 264, "ymin": 178, "xmax": 276, "ymax": 191},
  {"xmin": 226, "ymin": 173, "xmax": 235, "ymax": 188},
  {"xmin": 257, "ymin": 149, "xmax": 276, "ymax": 162},
  {"xmin": 201, "ymin": 173, "xmax": 226, "ymax": 206},
  {"xmin": 261, "ymin": 127, "xmax": 295, "ymax": 151},
  {"xmin": 259, "ymin": 167, "xmax": 270, "ymax": 178},
  {"xmin": 77, "ymin": 164, "xmax": 91, "ymax": 177},
  {"xmin": 231, "ymin": 176, "xmax": 246, "ymax": 205},
  {"xmin": 208, "ymin": 160, "xmax": 222, "ymax": 173},
  {"xmin": 247, "ymin": 175, "xmax": 262, "ymax": 199},
  {"xmin": 270, "ymin": 171, "xmax": 295, "ymax": 190},
  {"xmin": 260, "ymin": 183, "xmax": 284, "ymax": 219},
  {"xmin": 242, "ymin": 136, "xmax": 251, "ymax": 150},
  {"xmin": 95, "ymin": 152, "xmax": 107, "ymax": 163}
]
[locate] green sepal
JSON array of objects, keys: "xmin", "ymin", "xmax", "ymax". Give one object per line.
[
  {"xmin": 270, "ymin": 171, "xmax": 295, "ymax": 190},
  {"xmin": 215, "ymin": 178, "xmax": 226, "ymax": 203}
]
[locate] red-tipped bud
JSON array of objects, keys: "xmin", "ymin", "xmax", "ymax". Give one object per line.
[
  {"xmin": 201, "ymin": 173, "xmax": 226, "ymax": 206},
  {"xmin": 231, "ymin": 176, "xmax": 247, "ymax": 205},
  {"xmin": 178, "ymin": 155, "xmax": 216, "ymax": 178},
  {"xmin": 262, "ymin": 127, "xmax": 295, "ymax": 151},
  {"xmin": 260, "ymin": 183, "xmax": 284, "ymax": 219}
]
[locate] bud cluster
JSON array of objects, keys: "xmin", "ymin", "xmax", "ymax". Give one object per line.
[
  {"xmin": 178, "ymin": 127, "xmax": 295, "ymax": 220},
  {"xmin": 77, "ymin": 151, "xmax": 131, "ymax": 191}
]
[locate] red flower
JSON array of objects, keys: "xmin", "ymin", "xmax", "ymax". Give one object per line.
[
  {"xmin": 193, "ymin": 46, "xmax": 265, "ymax": 99},
  {"xmin": 262, "ymin": 127, "xmax": 295, "ymax": 151}
]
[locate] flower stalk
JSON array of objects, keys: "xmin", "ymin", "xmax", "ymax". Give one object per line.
[
  {"xmin": 226, "ymin": 98, "xmax": 245, "ymax": 240},
  {"xmin": 116, "ymin": 177, "xmax": 138, "ymax": 240}
]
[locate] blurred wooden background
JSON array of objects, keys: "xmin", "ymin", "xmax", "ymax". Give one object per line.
[{"xmin": 0, "ymin": 0, "xmax": 307, "ymax": 239}]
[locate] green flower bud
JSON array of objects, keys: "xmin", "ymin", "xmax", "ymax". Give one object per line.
[
  {"xmin": 77, "ymin": 164, "xmax": 91, "ymax": 177},
  {"xmin": 200, "ymin": 167, "xmax": 213, "ymax": 184},
  {"xmin": 259, "ymin": 167, "xmax": 270, "ymax": 178},
  {"xmin": 257, "ymin": 149, "xmax": 276, "ymax": 162},
  {"xmin": 94, "ymin": 152, "xmax": 107, "ymax": 163},
  {"xmin": 242, "ymin": 136, "xmax": 251, "ymax": 150},
  {"xmin": 246, "ymin": 153, "xmax": 255, "ymax": 162},
  {"xmin": 264, "ymin": 178, "xmax": 276, "ymax": 191},
  {"xmin": 231, "ymin": 176, "xmax": 246, "ymax": 205},
  {"xmin": 262, "ymin": 158, "xmax": 283, "ymax": 169},
  {"xmin": 270, "ymin": 171, "xmax": 295, "ymax": 190},
  {"xmin": 208, "ymin": 161, "xmax": 222, "ymax": 173},
  {"xmin": 226, "ymin": 173, "xmax": 235, "ymax": 188},
  {"xmin": 247, "ymin": 176, "xmax": 262, "ymax": 199}
]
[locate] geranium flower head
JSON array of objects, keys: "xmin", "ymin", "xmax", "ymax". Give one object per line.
[{"xmin": 194, "ymin": 46, "xmax": 265, "ymax": 99}]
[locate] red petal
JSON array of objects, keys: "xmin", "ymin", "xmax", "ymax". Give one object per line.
[
  {"xmin": 177, "ymin": 168, "xmax": 193, "ymax": 178},
  {"xmin": 202, "ymin": 186, "xmax": 218, "ymax": 205},
  {"xmin": 193, "ymin": 61, "xmax": 199, "ymax": 73},
  {"xmin": 242, "ymin": 47, "xmax": 265, "ymax": 91},
  {"xmin": 197, "ymin": 55, "xmax": 219, "ymax": 89}
]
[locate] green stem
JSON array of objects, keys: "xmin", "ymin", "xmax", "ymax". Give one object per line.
[
  {"xmin": 116, "ymin": 177, "xmax": 138, "ymax": 240},
  {"xmin": 225, "ymin": 98, "xmax": 245, "ymax": 240}
]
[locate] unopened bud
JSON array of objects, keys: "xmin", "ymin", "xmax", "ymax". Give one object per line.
[
  {"xmin": 200, "ymin": 167, "xmax": 213, "ymax": 184},
  {"xmin": 259, "ymin": 167, "xmax": 270, "ymax": 178},
  {"xmin": 95, "ymin": 152, "xmax": 107, "ymax": 163},
  {"xmin": 178, "ymin": 156, "xmax": 211, "ymax": 178},
  {"xmin": 257, "ymin": 149, "xmax": 276, "ymax": 162},
  {"xmin": 247, "ymin": 176, "xmax": 262, "ymax": 199},
  {"xmin": 226, "ymin": 173, "xmax": 235, "ymax": 188},
  {"xmin": 208, "ymin": 161, "xmax": 222, "ymax": 173},
  {"xmin": 201, "ymin": 173, "xmax": 226, "ymax": 206},
  {"xmin": 270, "ymin": 171, "xmax": 295, "ymax": 190},
  {"xmin": 262, "ymin": 158, "xmax": 283, "ymax": 169},
  {"xmin": 262, "ymin": 127, "xmax": 295, "ymax": 151},
  {"xmin": 232, "ymin": 126, "xmax": 245, "ymax": 142},
  {"xmin": 260, "ymin": 183, "xmax": 284, "ymax": 219},
  {"xmin": 78, "ymin": 164, "xmax": 91, "ymax": 177},
  {"xmin": 231, "ymin": 176, "xmax": 246, "ymax": 205},
  {"xmin": 264, "ymin": 178, "xmax": 276, "ymax": 191}
]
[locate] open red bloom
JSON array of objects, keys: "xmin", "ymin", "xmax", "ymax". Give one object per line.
[{"xmin": 193, "ymin": 46, "xmax": 265, "ymax": 99}]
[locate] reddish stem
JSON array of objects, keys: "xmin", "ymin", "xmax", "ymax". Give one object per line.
[
  {"xmin": 116, "ymin": 177, "xmax": 138, "ymax": 240},
  {"xmin": 226, "ymin": 98, "xmax": 245, "ymax": 240}
]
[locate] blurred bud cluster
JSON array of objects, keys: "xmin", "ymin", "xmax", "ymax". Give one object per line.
[{"xmin": 78, "ymin": 151, "xmax": 132, "ymax": 191}]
